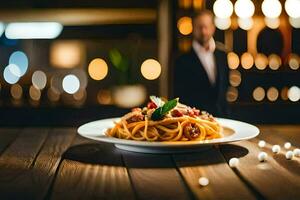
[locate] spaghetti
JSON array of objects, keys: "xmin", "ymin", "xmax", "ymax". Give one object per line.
[{"xmin": 106, "ymin": 96, "xmax": 222, "ymax": 142}]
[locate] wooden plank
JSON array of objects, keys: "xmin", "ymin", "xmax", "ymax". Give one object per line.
[
  {"xmin": 173, "ymin": 147, "xmax": 256, "ymax": 200},
  {"xmin": 220, "ymin": 138, "xmax": 300, "ymax": 200},
  {"xmin": 0, "ymin": 128, "xmax": 20, "ymax": 155},
  {"xmin": 122, "ymin": 151, "xmax": 191, "ymax": 200},
  {"xmin": 49, "ymin": 136, "xmax": 135, "ymax": 200},
  {"xmin": 0, "ymin": 128, "xmax": 49, "ymax": 199}
]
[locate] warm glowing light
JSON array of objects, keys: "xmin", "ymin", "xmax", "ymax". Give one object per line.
[
  {"xmin": 193, "ymin": 0, "xmax": 203, "ymax": 9},
  {"xmin": 267, "ymin": 87, "xmax": 279, "ymax": 102},
  {"xmin": 229, "ymin": 70, "xmax": 242, "ymax": 87},
  {"xmin": 238, "ymin": 18, "xmax": 253, "ymax": 30},
  {"xmin": 214, "ymin": 17, "xmax": 231, "ymax": 30},
  {"xmin": 5, "ymin": 22, "xmax": 63, "ymax": 39},
  {"xmin": 88, "ymin": 58, "xmax": 108, "ymax": 81},
  {"xmin": 3, "ymin": 64, "xmax": 20, "ymax": 84},
  {"xmin": 9, "ymin": 51, "xmax": 29, "ymax": 77},
  {"xmin": 226, "ymin": 87, "xmax": 238, "ymax": 102},
  {"xmin": 50, "ymin": 41, "xmax": 83, "ymax": 68},
  {"xmin": 285, "ymin": 0, "xmax": 300, "ymax": 18},
  {"xmin": 0, "ymin": 23, "xmax": 4, "ymax": 37},
  {"xmin": 97, "ymin": 89, "xmax": 113, "ymax": 105},
  {"xmin": 178, "ymin": 38, "xmax": 192, "ymax": 52},
  {"xmin": 10, "ymin": 84, "xmax": 23, "ymax": 100},
  {"xmin": 241, "ymin": 52, "xmax": 254, "ymax": 69},
  {"xmin": 213, "ymin": 0, "xmax": 233, "ymax": 19},
  {"xmin": 32, "ymin": 70, "xmax": 47, "ymax": 90},
  {"xmin": 73, "ymin": 89, "xmax": 86, "ymax": 101},
  {"xmin": 253, "ymin": 87, "xmax": 265, "ymax": 101},
  {"xmin": 264, "ymin": 17, "xmax": 280, "ymax": 29},
  {"xmin": 179, "ymin": 0, "xmax": 192, "ymax": 9},
  {"xmin": 177, "ymin": 17, "xmax": 193, "ymax": 35},
  {"xmin": 255, "ymin": 53, "xmax": 268, "ymax": 70},
  {"xmin": 289, "ymin": 17, "xmax": 300, "ymax": 28},
  {"xmin": 140, "ymin": 59, "xmax": 161, "ymax": 80},
  {"xmin": 288, "ymin": 86, "xmax": 300, "ymax": 102},
  {"xmin": 113, "ymin": 85, "xmax": 147, "ymax": 108},
  {"xmin": 268, "ymin": 54, "xmax": 281, "ymax": 70},
  {"xmin": 288, "ymin": 54, "xmax": 299, "ymax": 70},
  {"xmin": 62, "ymin": 74, "xmax": 80, "ymax": 94},
  {"xmin": 234, "ymin": 0, "xmax": 255, "ymax": 18},
  {"xmin": 262, "ymin": 0, "xmax": 282, "ymax": 18},
  {"xmin": 29, "ymin": 85, "xmax": 41, "ymax": 101},
  {"xmin": 281, "ymin": 87, "xmax": 289, "ymax": 100},
  {"xmin": 227, "ymin": 52, "xmax": 240, "ymax": 69}
]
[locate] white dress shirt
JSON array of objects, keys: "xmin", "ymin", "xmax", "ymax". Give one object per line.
[{"xmin": 192, "ymin": 39, "xmax": 217, "ymax": 85}]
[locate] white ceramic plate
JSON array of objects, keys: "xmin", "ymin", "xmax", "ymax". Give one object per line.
[{"xmin": 77, "ymin": 118, "xmax": 259, "ymax": 153}]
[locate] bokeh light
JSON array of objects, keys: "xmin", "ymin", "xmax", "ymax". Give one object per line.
[
  {"xmin": 229, "ymin": 70, "xmax": 242, "ymax": 87},
  {"xmin": 62, "ymin": 74, "xmax": 80, "ymax": 94},
  {"xmin": 281, "ymin": 87, "xmax": 289, "ymax": 100},
  {"xmin": 50, "ymin": 41, "xmax": 82, "ymax": 68},
  {"xmin": 47, "ymin": 87, "xmax": 60, "ymax": 102},
  {"xmin": 268, "ymin": 54, "xmax": 281, "ymax": 70},
  {"xmin": 262, "ymin": 0, "xmax": 282, "ymax": 18},
  {"xmin": 253, "ymin": 87, "xmax": 265, "ymax": 101},
  {"xmin": 3, "ymin": 64, "xmax": 20, "ymax": 84},
  {"xmin": 238, "ymin": 18, "xmax": 253, "ymax": 30},
  {"xmin": 73, "ymin": 88, "xmax": 86, "ymax": 101},
  {"xmin": 255, "ymin": 53, "xmax": 268, "ymax": 70},
  {"xmin": 88, "ymin": 58, "xmax": 108, "ymax": 81},
  {"xmin": 177, "ymin": 17, "xmax": 193, "ymax": 35},
  {"xmin": 289, "ymin": 17, "xmax": 300, "ymax": 28},
  {"xmin": 140, "ymin": 59, "xmax": 161, "ymax": 80},
  {"xmin": 288, "ymin": 54, "xmax": 299, "ymax": 70},
  {"xmin": 288, "ymin": 86, "xmax": 300, "ymax": 102},
  {"xmin": 9, "ymin": 51, "xmax": 29, "ymax": 77},
  {"xmin": 213, "ymin": 0, "xmax": 233, "ymax": 19},
  {"xmin": 178, "ymin": 0, "xmax": 192, "ymax": 9},
  {"xmin": 264, "ymin": 17, "xmax": 280, "ymax": 29},
  {"xmin": 97, "ymin": 89, "xmax": 113, "ymax": 105},
  {"xmin": 267, "ymin": 87, "xmax": 279, "ymax": 102},
  {"xmin": 285, "ymin": 0, "xmax": 300, "ymax": 18},
  {"xmin": 32, "ymin": 70, "xmax": 47, "ymax": 90},
  {"xmin": 234, "ymin": 0, "xmax": 255, "ymax": 18},
  {"xmin": 241, "ymin": 52, "xmax": 254, "ymax": 69},
  {"xmin": 227, "ymin": 52, "xmax": 240, "ymax": 69},
  {"xmin": 226, "ymin": 87, "xmax": 238, "ymax": 102},
  {"xmin": 214, "ymin": 17, "xmax": 231, "ymax": 30},
  {"xmin": 10, "ymin": 84, "xmax": 23, "ymax": 100},
  {"xmin": 29, "ymin": 85, "xmax": 41, "ymax": 101}
]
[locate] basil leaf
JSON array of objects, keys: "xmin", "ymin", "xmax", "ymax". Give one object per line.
[{"xmin": 151, "ymin": 98, "xmax": 178, "ymax": 121}]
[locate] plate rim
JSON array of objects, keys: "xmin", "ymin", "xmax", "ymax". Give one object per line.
[{"xmin": 77, "ymin": 117, "xmax": 260, "ymax": 147}]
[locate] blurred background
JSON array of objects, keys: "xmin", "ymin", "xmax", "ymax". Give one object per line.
[{"xmin": 0, "ymin": 0, "xmax": 299, "ymax": 126}]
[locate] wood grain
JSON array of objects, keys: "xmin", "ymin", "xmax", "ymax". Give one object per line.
[
  {"xmin": 0, "ymin": 128, "xmax": 49, "ymax": 199},
  {"xmin": 0, "ymin": 128, "xmax": 20, "ymax": 155},
  {"xmin": 173, "ymin": 147, "xmax": 256, "ymax": 200},
  {"xmin": 50, "ymin": 136, "xmax": 135, "ymax": 200},
  {"xmin": 122, "ymin": 151, "xmax": 191, "ymax": 200}
]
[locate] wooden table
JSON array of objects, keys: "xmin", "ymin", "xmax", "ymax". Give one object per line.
[{"xmin": 0, "ymin": 125, "xmax": 299, "ymax": 200}]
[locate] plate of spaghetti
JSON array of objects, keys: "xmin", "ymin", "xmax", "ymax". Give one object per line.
[{"xmin": 78, "ymin": 96, "xmax": 259, "ymax": 153}]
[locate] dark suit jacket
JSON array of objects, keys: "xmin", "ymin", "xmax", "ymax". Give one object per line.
[{"xmin": 172, "ymin": 47, "xmax": 229, "ymax": 117}]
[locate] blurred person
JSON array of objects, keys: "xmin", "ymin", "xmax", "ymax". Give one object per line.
[{"xmin": 173, "ymin": 10, "xmax": 229, "ymax": 117}]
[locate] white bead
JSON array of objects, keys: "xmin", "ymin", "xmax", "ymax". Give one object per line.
[
  {"xmin": 272, "ymin": 145, "xmax": 281, "ymax": 154},
  {"xmin": 284, "ymin": 142, "xmax": 291, "ymax": 149},
  {"xmin": 258, "ymin": 140, "xmax": 266, "ymax": 148},
  {"xmin": 293, "ymin": 148, "xmax": 300, "ymax": 157},
  {"xmin": 258, "ymin": 152, "xmax": 268, "ymax": 162},
  {"xmin": 229, "ymin": 158, "xmax": 239, "ymax": 168},
  {"xmin": 285, "ymin": 151, "xmax": 294, "ymax": 160},
  {"xmin": 198, "ymin": 177, "xmax": 209, "ymax": 186}
]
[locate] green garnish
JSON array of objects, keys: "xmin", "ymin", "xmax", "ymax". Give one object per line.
[{"xmin": 151, "ymin": 98, "xmax": 178, "ymax": 121}]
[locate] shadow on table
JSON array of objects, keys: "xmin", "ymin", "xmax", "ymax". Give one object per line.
[{"xmin": 62, "ymin": 143, "xmax": 249, "ymax": 168}]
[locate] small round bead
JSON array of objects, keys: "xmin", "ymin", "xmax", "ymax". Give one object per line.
[
  {"xmin": 284, "ymin": 142, "xmax": 291, "ymax": 149},
  {"xmin": 258, "ymin": 140, "xmax": 266, "ymax": 148},
  {"xmin": 285, "ymin": 151, "xmax": 294, "ymax": 160},
  {"xmin": 229, "ymin": 158, "xmax": 239, "ymax": 168},
  {"xmin": 293, "ymin": 148, "xmax": 300, "ymax": 157},
  {"xmin": 272, "ymin": 145, "xmax": 281, "ymax": 154},
  {"xmin": 198, "ymin": 177, "xmax": 209, "ymax": 186},
  {"xmin": 258, "ymin": 152, "xmax": 268, "ymax": 162}
]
